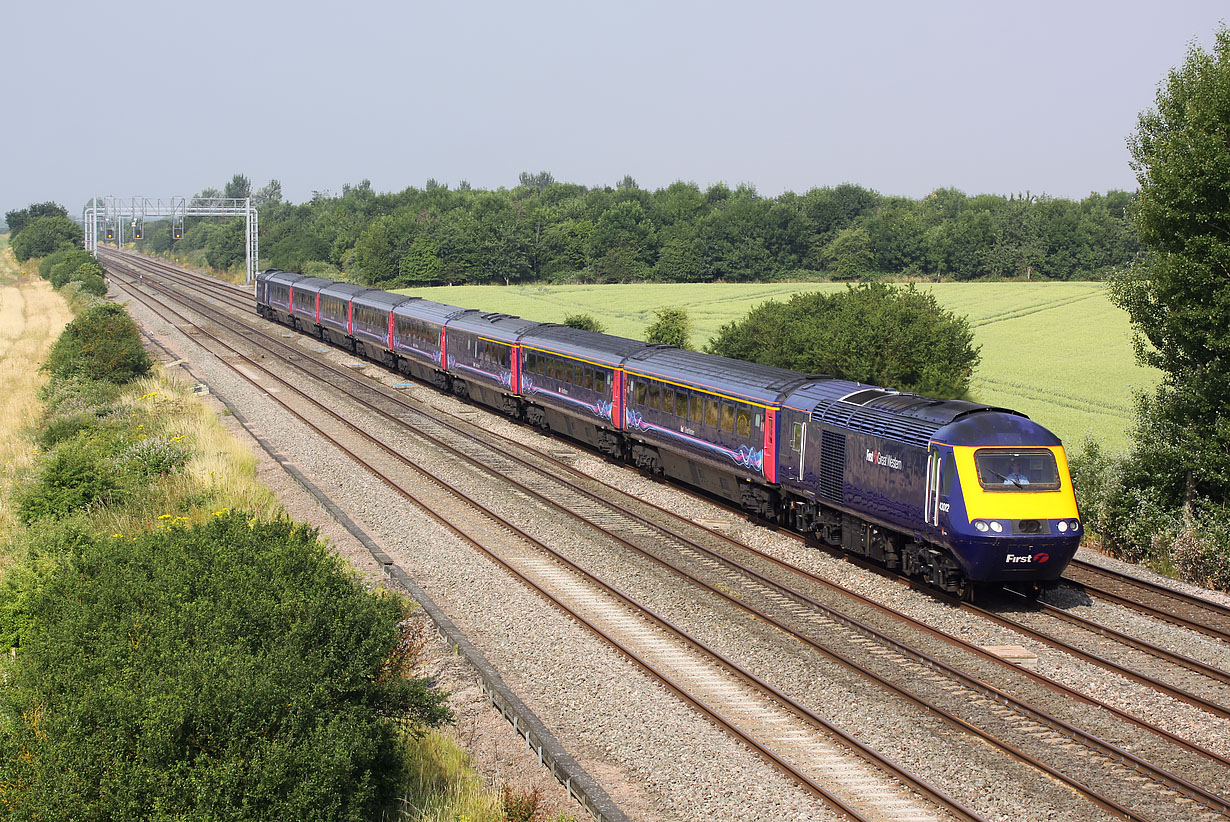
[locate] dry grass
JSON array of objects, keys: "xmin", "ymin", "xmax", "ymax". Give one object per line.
[
  {"xmin": 395, "ymin": 729, "xmax": 505, "ymax": 822},
  {"xmin": 0, "ymin": 251, "xmax": 72, "ymax": 567},
  {"xmin": 88, "ymin": 371, "xmax": 284, "ymax": 537}
]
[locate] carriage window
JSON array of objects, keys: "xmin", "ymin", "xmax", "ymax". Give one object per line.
[
  {"xmin": 661, "ymin": 388, "xmax": 674, "ymax": 415},
  {"xmin": 689, "ymin": 394, "xmax": 703, "ymax": 423},
  {"xmin": 500, "ymin": 347, "xmax": 509, "ymax": 368},
  {"xmin": 595, "ymin": 371, "xmax": 607, "ymax": 394},
  {"xmin": 704, "ymin": 398, "xmax": 719, "ymax": 427},
  {"xmin": 736, "ymin": 408, "xmax": 752, "ymax": 437},
  {"xmin": 791, "ymin": 423, "xmax": 803, "ymax": 451},
  {"xmin": 721, "ymin": 404, "xmax": 736, "ymax": 433},
  {"xmin": 675, "ymin": 391, "xmax": 688, "ymax": 417},
  {"xmin": 584, "ymin": 368, "xmax": 594, "ymax": 391},
  {"xmin": 562, "ymin": 361, "xmax": 573, "ymax": 384},
  {"xmin": 635, "ymin": 380, "xmax": 647, "ymax": 404},
  {"xmin": 648, "ymin": 383, "xmax": 661, "ymax": 410}
]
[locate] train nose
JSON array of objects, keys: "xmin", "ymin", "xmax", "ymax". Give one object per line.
[{"xmin": 1017, "ymin": 519, "xmax": 1043, "ymax": 535}]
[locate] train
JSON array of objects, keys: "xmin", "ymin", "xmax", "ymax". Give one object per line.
[{"xmin": 254, "ymin": 269, "xmax": 1082, "ymax": 598}]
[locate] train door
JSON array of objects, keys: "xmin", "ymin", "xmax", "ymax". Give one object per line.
[
  {"xmin": 783, "ymin": 412, "xmax": 806, "ymax": 483},
  {"xmin": 925, "ymin": 444, "xmax": 956, "ymax": 528}
]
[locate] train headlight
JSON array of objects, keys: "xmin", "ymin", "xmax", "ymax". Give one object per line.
[
  {"xmin": 1057, "ymin": 520, "xmax": 1069, "ymax": 533},
  {"xmin": 989, "ymin": 521, "xmax": 1003, "ymax": 533},
  {"xmin": 1070, "ymin": 520, "xmax": 1080, "ymax": 532},
  {"xmin": 973, "ymin": 520, "xmax": 989, "ymax": 532}
]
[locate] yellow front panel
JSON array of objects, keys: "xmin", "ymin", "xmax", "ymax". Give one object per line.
[{"xmin": 952, "ymin": 445, "xmax": 1079, "ymax": 521}]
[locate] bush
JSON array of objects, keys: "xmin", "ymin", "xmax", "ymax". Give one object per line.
[
  {"xmin": 563, "ymin": 313, "xmax": 606, "ymax": 333},
  {"xmin": 644, "ymin": 306, "xmax": 692, "ymax": 349},
  {"xmin": 43, "ymin": 303, "xmax": 152, "ymax": 384},
  {"xmin": 16, "ymin": 445, "xmax": 120, "ymax": 523},
  {"xmin": 0, "ymin": 513, "xmax": 453, "ymax": 820},
  {"xmin": 707, "ymin": 283, "xmax": 980, "ymax": 399},
  {"xmin": 37, "ymin": 248, "xmax": 71, "ymax": 279},
  {"xmin": 71, "ymin": 269, "xmax": 107, "ymax": 297},
  {"xmin": 47, "ymin": 249, "xmax": 95, "ymax": 287},
  {"xmin": 10, "ymin": 215, "xmax": 80, "ymax": 261},
  {"xmin": 113, "ymin": 435, "xmax": 191, "ymax": 477}
]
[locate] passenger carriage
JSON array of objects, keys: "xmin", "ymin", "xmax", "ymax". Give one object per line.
[
  {"xmin": 517, "ymin": 326, "xmax": 650, "ymax": 457},
  {"xmin": 442, "ymin": 312, "xmax": 540, "ymax": 415},
  {"xmin": 391, "ymin": 298, "xmax": 473, "ymax": 390}
]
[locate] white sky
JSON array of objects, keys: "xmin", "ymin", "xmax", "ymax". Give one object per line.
[{"xmin": 1, "ymin": 0, "xmax": 1225, "ymax": 216}]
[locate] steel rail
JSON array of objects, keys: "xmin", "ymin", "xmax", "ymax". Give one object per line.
[
  {"xmin": 104, "ymin": 260, "xmax": 982, "ymax": 822},
  {"xmin": 108, "ymin": 252, "xmax": 1230, "ymax": 822}
]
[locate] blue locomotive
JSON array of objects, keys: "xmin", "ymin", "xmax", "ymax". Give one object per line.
[{"xmin": 256, "ymin": 270, "xmax": 1081, "ymax": 596}]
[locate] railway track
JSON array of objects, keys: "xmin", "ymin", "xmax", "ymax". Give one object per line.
[
  {"xmin": 103, "ymin": 254, "xmax": 981, "ymax": 822},
  {"xmin": 101, "ymin": 249, "xmax": 1230, "ymax": 821},
  {"xmin": 1066, "ymin": 558, "xmax": 1230, "ymax": 643}
]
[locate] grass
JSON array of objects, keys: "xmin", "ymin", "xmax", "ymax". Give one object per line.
[
  {"xmin": 395, "ymin": 281, "xmax": 1155, "ymax": 451},
  {"xmin": 0, "ymin": 247, "xmax": 72, "ymax": 565}
]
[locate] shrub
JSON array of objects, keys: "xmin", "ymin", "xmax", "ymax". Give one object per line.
[
  {"xmin": 71, "ymin": 269, "xmax": 107, "ymax": 297},
  {"xmin": 113, "ymin": 435, "xmax": 191, "ymax": 477},
  {"xmin": 707, "ymin": 283, "xmax": 980, "ymax": 399},
  {"xmin": 43, "ymin": 303, "xmax": 152, "ymax": 384},
  {"xmin": 38, "ymin": 248, "xmax": 71, "ymax": 279},
  {"xmin": 0, "ymin": 513, "xmax": 453, "ymax": 819},
  {"xmin": 563, "ymin": 313, "xmax": 606, "ymax": 333},
  {"xmin": 47, "ymin": 249, "xmax": 95, "ymax": 287},
  {"xmin": 16, "ymin": 446, "xmax": 120, "ymax": 524},
  {"xmin": 10, "ymin": 215, "xmax": 80, "ymax": 261},
  {"xmin": 34, "ymin": 413, "xmax": 98, "ymax": 449},
  {"xmin": 644, "ymin": 306, "xmax": 692, "ymax": 349}
]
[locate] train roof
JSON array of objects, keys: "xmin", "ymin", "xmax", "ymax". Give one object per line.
[
  {"xmin": 624, "ymin": 347, "xmax": 815, "ymax": 406},
  {"xmin": 393, "ymin": 297, "xmax": 474, "ymax": 324},
  {"xmin": 260, "ymin": 270, "xmax": 304, "ymax": 286},
  {"xmin": 936, "ymin": 411, "xmax": 1061, "ymax": 448},
  {"xmin": 446, "ymin": 311, "xmax": 542, "ymax": 342},
  {"xmin": 519, "ymin": 325, "xmax": 653, "ymax": 367},
  {"xmin": 318, "ymin": 282, "xmax": 371, "ymax": 300},
  {"xmin": 353, "ymin": 289, "xmax": 413, "ymax": 310},
  {"xmin": 287, "ymin": 276, "xmax": 334, "ymax": 294},
  {"xmin": 784, "ymin": 381, "xmax": 1033, "ymax": 449}
]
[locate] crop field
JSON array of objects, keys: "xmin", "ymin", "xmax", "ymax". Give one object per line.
[{"xmin": 397, "ymin": 282, "xmax": 1157, "ymax": 452}]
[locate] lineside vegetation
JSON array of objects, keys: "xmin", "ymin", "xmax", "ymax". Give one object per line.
[{"xmin": 0, "ymin": 227, "xmax": 575, "ymax": 821}]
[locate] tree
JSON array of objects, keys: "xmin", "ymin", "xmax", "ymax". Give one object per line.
[
  {"xmin": 518, "ymin": 170, "xmax": 555, "ymax": 192},
  {"xmin": 399, "ymin": 235, "xmax": 444, "ymax": 284},
  {"xmin": 254, "ymin": 178, "xmax": 283, "ymax": 207},
  {"xmin": 707, "ymin": 283, "xmax": 980, "ymax": 398},
  {"xmin": 10, "ymin": 215, "xmax": 81, "ymax": 261},
  {"xmin": 223, "ymin": 173, "xmax": 252, "ymax": 200},
  {"xmin": 1107, "ymin": 26, "xmax": 1230, "ymax": 511},
  {"xmin": 644, "ymin": 306, "xmax": 692, "ymax": 349},
  {"xmin": 563, "ymin": 313, "xmax": 605, "ymax": 333},
  {"xmin": 5, "ymin": 202, "xmax": 68, "ymax": 238}
]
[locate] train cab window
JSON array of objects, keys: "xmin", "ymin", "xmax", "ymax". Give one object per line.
[
  {"xmin": 791, "ymin": 423, "xmax": 803, "ymax": 451},
  {"xmin": 688, "ymin": 395, "xmax": 703, "ymax": 423},
  {"xmin": 974, "ymin": 448, "xmax": 1060, "ymax": 491},
  {"xmin": 584, "ymin": 368, "xmax": 594, "ymax": 391},
  {"xmin": 595, "ymin": 370, "xmax": 607, "ymax": 395},
  {"xmin": 736, "ymin": 408, "xmax": 752, "ymax": 437},
  {"xmin": 635, "ymin": 380, "xmax": 647, "ymax": 405},
  {"xmin": 704, "ymin": 398, "xmax": 719, "ymax": 428},
  {"xmin": 721, "ymin": 403, "xmax": 736, "ymax": 433},
  {"xmin": 648, "ymin": 383, "xmax": 661, "ymax": 410}
]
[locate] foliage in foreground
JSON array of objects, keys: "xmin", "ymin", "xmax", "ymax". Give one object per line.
[
  {"xmin": 1078, "ymin": 25, "xmax": 1230, "ymax": 590},
  {"xmin": 0, "ymin": 514, "xmax": 452, "ymax": 820},
  {"xmin": 707, "ymin": 282, "xmax": 981, "ymax": 399}
]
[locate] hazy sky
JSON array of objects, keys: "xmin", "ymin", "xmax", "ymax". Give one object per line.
[{"xmin": 1, "ymin": 1, "xmax": 1225, "ymax": 217}]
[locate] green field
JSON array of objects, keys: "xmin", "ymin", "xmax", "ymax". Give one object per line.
[{"xmin": 395, "ymin": 282, "xmax": 1156, "ymax": 452}]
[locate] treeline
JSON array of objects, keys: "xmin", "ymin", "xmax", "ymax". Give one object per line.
[{"xmin": 136, "ymin": 173, "xmax": 1139, "ymax": 285}]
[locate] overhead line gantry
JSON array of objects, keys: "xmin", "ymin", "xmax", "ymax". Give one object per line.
[{"xmin": 83, "ymin": 196, "xmax": 259, "ymax": 282}]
